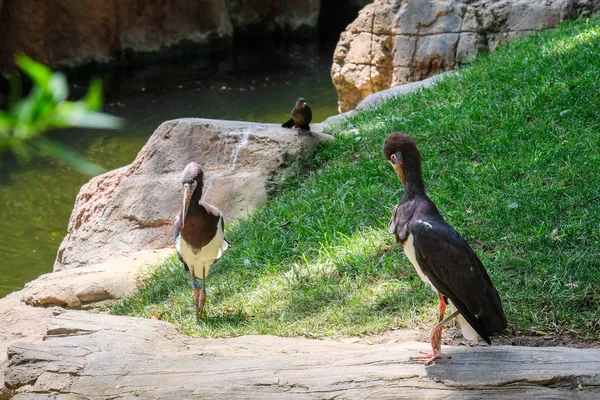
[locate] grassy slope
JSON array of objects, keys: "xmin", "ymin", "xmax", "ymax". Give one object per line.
[{"xmin": 112, "ymin": 19, "xmax": 600, "ymax": 339}]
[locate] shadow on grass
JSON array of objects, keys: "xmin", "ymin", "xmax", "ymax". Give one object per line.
[{"xmin": 201, "ymin": 308, "xmax": 249, "ymax": 328}]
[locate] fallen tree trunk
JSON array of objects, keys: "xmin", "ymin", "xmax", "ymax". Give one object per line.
[{"xmin": 5, "ymin": 311, "xmax": 600, "ymax": 399}]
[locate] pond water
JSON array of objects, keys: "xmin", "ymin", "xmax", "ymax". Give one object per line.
[{"xmin": 0, "ymin": 41, "xmax": 340, "ymax": 298}]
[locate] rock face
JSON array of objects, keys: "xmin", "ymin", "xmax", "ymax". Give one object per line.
[
  {"xmin": 6, "ymin": 310, "xmax": 600, "ymax": 399},
  {"xmin": 0, "ymin": 294, "xmax": 54, "ymax": 400},
  {"xmin": 322, "ymin": 71, "xmax": 454, "ymax": 126},
  {"xmin": 332, "ymin": 0, "xmax": 600, "ymax": 112},
  {"xmin": 21, "ymin": 249, "xmax": 171, "ymax": 308},
  {"xmin": 53, "ymin": 119, "xmax": 330, "ymax": 271},
  {"xmin": 227, "ymin": 0, "xmax": 320, "ymax": 33},
  {"xmin": 0, "ymin": 0, "xmax": 232, "ymax": 67},
  {"xmin": 0, "ymin": 0, "xmax": 319, "ymax": 68}
]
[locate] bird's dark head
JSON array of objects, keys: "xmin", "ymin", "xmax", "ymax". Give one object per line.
[
  {"xmin": 180, "ymin": 162, "xmax": 204, "ymax": 228},
  {"xmin": 296, "ymin": 97, "xmax": 308, "ymax": 107},
  {"xmin": 383, "ymin": 132, "xmax": 424, "ymax": 191}
]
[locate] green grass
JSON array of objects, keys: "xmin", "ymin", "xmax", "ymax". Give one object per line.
[{"xmin": 112, "ymin": 18, "xmax": 600, "ymax": 339}]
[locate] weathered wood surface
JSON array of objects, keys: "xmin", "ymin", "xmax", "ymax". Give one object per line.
[{"xmin": 5, "ymin": 311, "xmax": 600, "ymax": 399}]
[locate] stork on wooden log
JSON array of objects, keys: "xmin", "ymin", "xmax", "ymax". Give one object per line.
[
  {"xmin": 383, "ymin": 132, "xmax": 507, "ymax": 365},
  {"xmin": 174, "ymin": 162, "xmax": 229, "ymax": 323}
]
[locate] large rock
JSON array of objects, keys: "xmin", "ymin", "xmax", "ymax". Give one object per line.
[
  {"xmin": 332, "ymin": 0, "xmax": 600, "ymax": 112},
  {"xmin": 5, "ymin": 310, "xmax": 600, "ymax": 399},
  {"xmin": 322, "ymin": 71, "xmax": 454, "ymax": 126},
  {"xmin": 0, "ymin": 294, "xmax": 53, "ymax": 400},
  {"xmin": 21, "ymin": 249, "xmax": 171, "ymax": 308},
  {"xmin": 53, "ymin": 119, "xmax": 331, "ymax": 271},
  {"xmin": 0, "ymin": 248, "xmax": 172, "ymax": 398},
  {"xmin": 0, "ymin": 0, "xmax": 322, "ymax": 68}
]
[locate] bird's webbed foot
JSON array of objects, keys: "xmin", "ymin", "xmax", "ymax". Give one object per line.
[{"xmin": 409, "ymin": 351, "xmax": 451, "ymax": 366}]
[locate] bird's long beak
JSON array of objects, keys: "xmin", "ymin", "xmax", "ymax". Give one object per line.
[
  {"xmin": 181, "ymin": 181, "xmax": 196, "ymax": 228},
  {"xmin": 393, "ymin": 163, "xmax": 406, "ymax": 185}
]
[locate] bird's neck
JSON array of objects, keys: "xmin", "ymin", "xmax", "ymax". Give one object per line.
[
  {"xmin": 189, "ymin": 187, "xmax": 204, "ymax": 210},
  {"xmin": 401, "ymin": 162, "xmax": 425, "ymax": 196}
]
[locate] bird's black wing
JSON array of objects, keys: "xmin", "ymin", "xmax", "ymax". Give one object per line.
[
  {"xmin": 282, "ymin": 118, "xmax": 295, "ymax": 128},
  {"xmin": 199, "ymin": 202, "xmax": 230, "ymax": 254},
  {"xmin": 220, "ymin": 217, "xmax": 232, "ymax": 247},
  {"xmin": 388, "ymin": 200, "xmax": 414, "ymax": 243},
  {"xmin": 173, "ymin": 212, "xmax": 189, "ymax": 271},
  {"xmin": 299, "ymin": 106, "xmax": 312, "ymax": 130},
  {"xmin": 204, "ymin": 202, "xmax": 230, "ymax": 247},
  {"xmin": 411, "ymin": 220, "xmax": 507, "ymax": 343}
]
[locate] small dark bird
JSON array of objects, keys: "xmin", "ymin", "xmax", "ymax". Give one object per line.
[
  {"xmin": 282, "ymin": 97, "xmax": 312, "ymax": 131},
  {"xmin": 174, "ymin": 162, "xmax": 229, "ymax": 323},
  {"xmin": 384, "ymin": 133, "xmax": 507, "ymax": 365}
]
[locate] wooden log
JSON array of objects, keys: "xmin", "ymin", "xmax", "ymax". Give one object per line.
[{"xmin": 6, "ymin": 311, "xmax": 600, "ymax": 399}]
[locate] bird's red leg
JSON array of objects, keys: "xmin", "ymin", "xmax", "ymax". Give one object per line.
[
  {"xmin": 196, "ymin": 267, "xmax": 207, "ymax": 323},
  {"xmin": 412, "ymin": 292, "xmax": 446, "ymax": 359},
  {"xmin": 410, "ymin": 310, "xmax": 460, "ymax": 365},
  {"xmin": 437, "ymin": 292, "xmax": 447, "ymax": 323}
]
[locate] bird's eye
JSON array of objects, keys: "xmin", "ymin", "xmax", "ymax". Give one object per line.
[{"xmin": 390, "ymin": 154, "xmax": 397, "ymax": 162}]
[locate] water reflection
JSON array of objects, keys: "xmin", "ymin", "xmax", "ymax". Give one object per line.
[{"xmin": 0, "ymin": 41, "xmax": 339, "ymax": 297}]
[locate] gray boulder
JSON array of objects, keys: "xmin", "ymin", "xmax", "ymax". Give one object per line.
[{"xmin": 54, "ymin": 119, "xmax": 331, "ymax": 271}]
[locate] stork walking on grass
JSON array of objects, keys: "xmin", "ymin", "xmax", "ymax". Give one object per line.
[
  {"xmin": 383, "ymin": 132, "xmax": 507, "ymax": 365},
  {"xmin": 174, "ymin": 162, "xmax": 229, "ymax": 323}
]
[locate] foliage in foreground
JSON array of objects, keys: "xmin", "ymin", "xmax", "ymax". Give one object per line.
[
  {"xmin": 112, "ymin": 19, "xmax": 600, "ymax": 339},
  {"xmin": 0, "ymin": 55, "xmax": 123, "ymax": 175}
]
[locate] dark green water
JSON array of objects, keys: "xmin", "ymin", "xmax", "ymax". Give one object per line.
[{"xmin": 0, "ymin": 42, "xmax": 339, "ymax": 298}]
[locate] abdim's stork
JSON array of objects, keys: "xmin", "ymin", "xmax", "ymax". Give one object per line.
[
  {"xmin": 383, "ymin": 133, "xmax": 507, "ymax": 365},
  {"xmin": 174, "ymin": 162, "xmax": 229, "ymax": 323}
]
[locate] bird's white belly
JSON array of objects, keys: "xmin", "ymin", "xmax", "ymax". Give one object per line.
[
  {"xmin": 447, "ymin": 300, "xmax": 479, "ymax": 342},
  {"xmin": 176, "ymin": 224, "xmax": 228, "ymax": 279},
  {"xmin": 403, "ymin": 233, "xmax": 434, "ymax": 290}
]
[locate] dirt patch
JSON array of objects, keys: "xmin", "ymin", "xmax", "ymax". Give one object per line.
[
  {"xmin": 488, "ymin": 331, "xmax": 600, "ymax": 349},
  {"xmin": 336, "ymin": 325, "xmax": 600, "ymax": 349}
]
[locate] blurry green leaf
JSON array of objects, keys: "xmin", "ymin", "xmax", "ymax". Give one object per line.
[
  {"xmin": 27, "ymin": 93, "xmax": 56, "ymax": 132},
  {"xmin": 34, "ymin": 137, "xmax": 106, "ymax": 176},
  {"xmin": 15, "ymin": 54, "xmax": 52, "ymax": 89},
  {"xmin": 85, "ymin": 79, "xmax": 103, "ymax": 111},
  {"xmin": 49, "ymin": 72, "xmax": 68, "ymax": 102},
  {"xmin": 7, "ymin": 138, "xmax": 31, "ymax": 162},
  {"xmin": 44, "ymin": 101, "xmax": 74, "ymax": 129},
  {"xmin": 0, "ymin": 129, "xmax": 9, "ymax": 153},
  {"xmin": 70, "ymin": 110, "xmax": 124, "ymax": 130},
  {"xmin": 12, "ymin": 98, "xmax": 37, "ymax": 137},
  {"xmin": 0, "ymin": 112, "xmax": 15, "ymax": 134},
  {"xmin": 2, "ymin": 54, "xmax": 124, "ymax": 176},
  {"xmin": 60, "ymin": 103, "xmax": 124, "ymax": 130}
]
